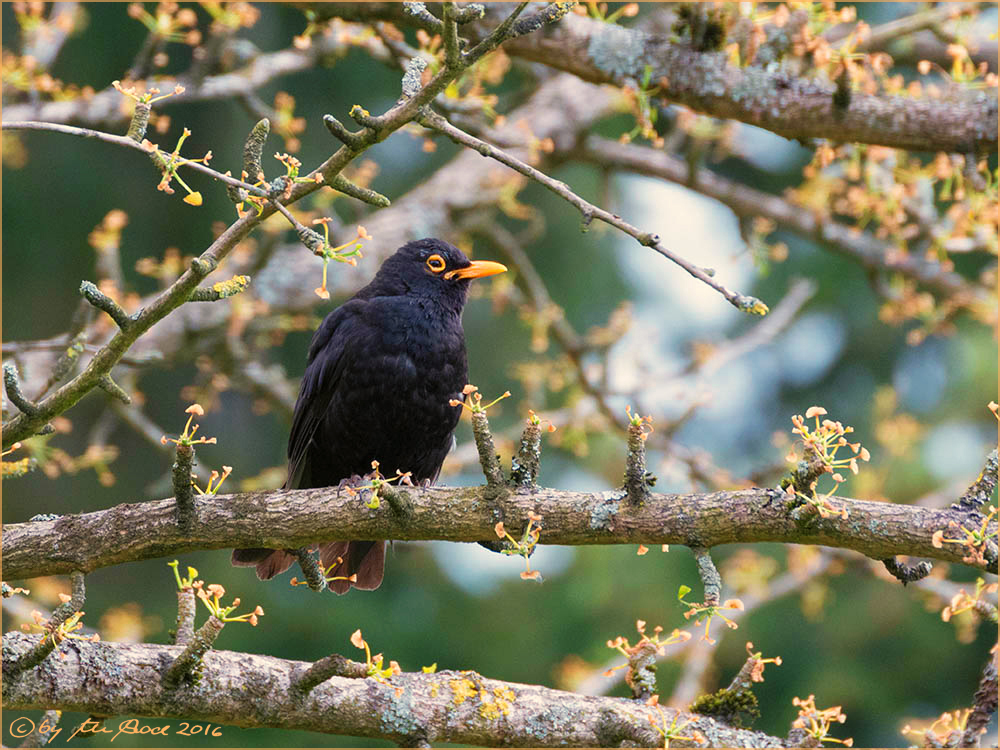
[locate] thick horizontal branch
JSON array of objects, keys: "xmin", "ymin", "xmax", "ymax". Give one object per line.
[
  {"xmin": 330, "ymin": 4, "xmax": 997, "ymax": 153},
  {"xmin": 497, "ymin": 12, "xmax": 997, "ymax": 153},
  {"xmin": 3, "ymin": 483, "xmax": 994, "ymax": 581},
  {"xmin": 1, "ymin": 631, "xmax": 782, "ymax": 747}
]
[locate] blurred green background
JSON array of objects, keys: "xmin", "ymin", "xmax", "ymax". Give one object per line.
[{"xmin": 2, "ymin": 3, "xmax": 997, "ymax": 747}]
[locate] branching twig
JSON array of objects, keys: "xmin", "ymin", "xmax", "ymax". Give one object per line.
[
  {"xmin": 1, "ymin": 4, "xmax": 573, "ymax": 449},
  {"xmin": 6, "ymin": 571, "xmax": 86, "ymax": 679},
  {"xmin": 494, "ymin": 10, "xmax": 996, "ymax": 153},
  {"xmin": 291, "ymin": 654, "xmax": 368, "ymax": 695}
]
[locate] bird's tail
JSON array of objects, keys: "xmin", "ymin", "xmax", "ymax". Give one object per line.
[
  {"xmin": 319, "ymin": 541, "xmax": 385, "ymax": 595},
  {"xmin": 231, "ymin": 548, "xmax": 297, "ymax": 580}
]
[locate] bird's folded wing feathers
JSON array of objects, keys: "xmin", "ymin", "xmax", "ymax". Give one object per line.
[{"xmin": 286, "ymin": 300, "xmax": 366, "ymax": 489}]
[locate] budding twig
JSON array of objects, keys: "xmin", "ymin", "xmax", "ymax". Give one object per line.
[
  {"xmin": 4, "ymin": 363, "xmax": 40, "ymax": 416},
  {"xmin": 881, "ymin": 556, "xmax": 933, "ymax": 585},
  {"xmin": 470, "ymin": 410, "xmax": 505, "ymax": 487},
  {"xmin": 953, "ymin": 449, "xmax": 998, "ymax": 514},
  {"xmin": 624, "ymin": 415, "xmax": 651, "ymax": 505},
  {"xmin": 692, "ymin": 547, "xmax": 721, "ymax": 607},
  {"xmin": 292, "ymin": 547, "xmax": 326, "ymax": 592},
  {"xmin": 8, "ymin": 571, "xmax": 87, "ymax": 679},
  {"xmin": 330, "ymin": 174, "xmax": 391, "ymax": 207},
  {"xmin": 97, "ymin": 374, "xmax": 132, "ymax": 405},
  {"xmin": 402, "ymin": 1, "xmax": 444, "ymax": 34},
  {"xmin": 125, "ymin": 101, "xmax": 151, "ymax": 142},
  {"xmin": 419, "ymin": 109, "xmax": 768, "ymax": 315},
  {"xmin": 227, "ymin": 118, "xmax": 269, "ymax": 203},
  {"xmin": 79, "ymin": 280, "xmax": 132, "ymax": 331},
  {"xmin": 189, "ymin": 275, "xmax": 252, "ymax": 302},
  {"xmin": 173, "ymin": 587, "xmax": 196, "ymax": 646},
  {"xmin": 962, "ymin": 652, "xmax": 998, "ymax": 747},
  {"xmin": 322, "ymin": 114, "xmax": 366, "ymax": 150},
  {"xmin": 172, "ymin": 443, "xmax": 195, "ymax": 531},
  {"xmin": 291, "ymin": 653, "xmax": 368, "ymax": 695},
  {"xmin": 511, "ymin": 419, "xmax": 542, "ymax": 489},
  {"xmin": 163, "ymin": 615, "xmax": 224, "ymax": 688}
]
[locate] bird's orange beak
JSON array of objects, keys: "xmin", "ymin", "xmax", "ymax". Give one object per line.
[{"xmin": 445, "ymin": 260, "xmax": 508, "ymax": 280}]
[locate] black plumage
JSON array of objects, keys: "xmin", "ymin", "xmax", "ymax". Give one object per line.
[{"xmin": 232, "ymin": 238, "xmax": 506, "ymax": 593}]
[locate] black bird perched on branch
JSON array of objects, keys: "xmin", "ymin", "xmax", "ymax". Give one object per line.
[{"xmin": 232, "ymin": 238, "xmax": 506, "ymax": 593}]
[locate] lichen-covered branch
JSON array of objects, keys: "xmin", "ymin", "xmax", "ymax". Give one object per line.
[
  {"xmin": 320, "ymin": 4, "xmax": 996, "ymax": 152},
  {"xmin": 496, "ymin": 11, "xmax": 996, "ymax": 153},
  {"xmin": 3, "ymin": 480, "xmax": 995, "ymax": 582},
  {"xmin": 1, "ymin": 631, "xmax": 783, "ymax": 747}
]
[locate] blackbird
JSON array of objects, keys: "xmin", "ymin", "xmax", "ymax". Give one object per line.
[{"xmin": 232, "ymin": 238, "xmax": 506, "ymax": 593}]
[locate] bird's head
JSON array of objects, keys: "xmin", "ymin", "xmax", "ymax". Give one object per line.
[{"xmin": 370, "ymin": 238, "xmax": 507, "ymax": 305}]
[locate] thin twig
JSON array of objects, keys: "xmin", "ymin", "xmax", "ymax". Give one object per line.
[{"xmin": 421, "ymin": 109, "xmax": 767, "ymax": 314}]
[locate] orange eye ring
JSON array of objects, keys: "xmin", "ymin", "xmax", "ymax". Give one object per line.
[{"xmin": 426, "ymin": 254, "xmax": 446, "ymax": 273}]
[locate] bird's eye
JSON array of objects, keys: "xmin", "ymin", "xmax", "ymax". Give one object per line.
[{"xmin": 426, "ymin": 254, "xmax": 446, "ymax": 273}]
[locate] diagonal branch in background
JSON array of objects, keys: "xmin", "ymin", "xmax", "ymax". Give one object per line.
[
  {"xmin": 419, "ymin": 108, "xmax": 769, "ymax": 315},
  {"xmin": 575, "ymin": 135, "xmax": 988, "ymax": 302},
  {"xmin": 0, "ymin": 631, "xmax": 784, "ymax": 748},
  {"xmin": 3, "ymin": 482, "xmax": 995, "ymax": 581}
]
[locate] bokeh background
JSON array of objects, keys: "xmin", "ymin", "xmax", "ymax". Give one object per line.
[{"xmin": 3, "ymin": 2, "xmax": 997, "ymax": 747}]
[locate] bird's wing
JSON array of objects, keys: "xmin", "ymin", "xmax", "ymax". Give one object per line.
[{"xmin": 285, "ymin": 299, "xmax": 366, "ymax": 489}]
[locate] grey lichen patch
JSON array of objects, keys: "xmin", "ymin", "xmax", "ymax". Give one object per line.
[
  {"xmin": 523, "ymin": 704, "xmax": 584, "ymax": 740},
  {"xmin": 379, "ymin": 683, "xmax": 422, "ymax": 736},
  {"xmin": 401, "ymin": 56, "xmax": 428, "ymax": 100},
  {"xmin": 586, "ymin": 23, "xmax": 650, "ymax": 81},
  {"xmin": 590, "ymin": 491, "xmax": 625, "ymax": 531}
]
